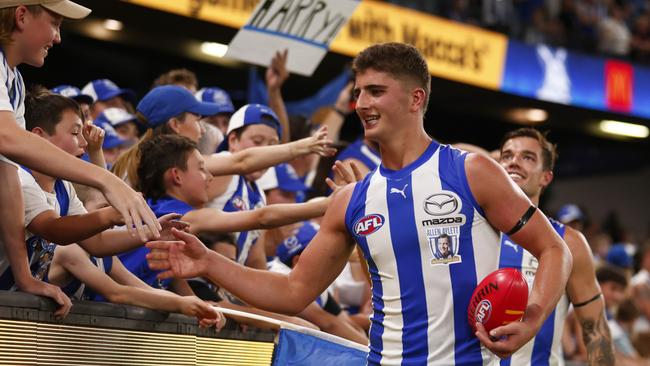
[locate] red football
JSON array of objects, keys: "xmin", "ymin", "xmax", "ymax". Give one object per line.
[{"xmin": 467, "ymin": 268, "xmax": 528, "ymax": 333}]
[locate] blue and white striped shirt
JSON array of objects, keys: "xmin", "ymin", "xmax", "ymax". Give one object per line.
[
  {"xmin": 345, "ymin": 141, "xmax": 500, "ymax": 365},
  {"xmin": 499, "ymin": 218, "xmax": 568, "ymax": 366}
]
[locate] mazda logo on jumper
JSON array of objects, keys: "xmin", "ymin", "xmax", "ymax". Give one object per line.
[{"xmin": 424, "ymin": 194, "xmax": 459, "ymax": 216}]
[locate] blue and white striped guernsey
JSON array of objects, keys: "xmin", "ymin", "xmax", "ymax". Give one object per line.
[
  {"xmin": 207, "ymin": 174, "xmax": 266, "ymax": 265},
  {"xmin": 498, "ymin": 218, "xmax": 568, "ymax": 366},
  {"xmin": 345, "ymin": 141, "xmax": 500, "ymax": 365}
]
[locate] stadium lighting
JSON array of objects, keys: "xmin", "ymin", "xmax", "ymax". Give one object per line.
[
  {"xmin": 599, "ymin": 120, "xmax": 649, "ymax": 138},
  {"xmin": 524, "ymin": 108, "xmax": 548, "ymax": 123},
  {"xmin": 201, "ymin": 42, "xmax": 228, "ymax": 58},
  {"xmin": 507, "ymin": 108, "xmax": 548, "ymax": 124},
  {"xmin": 103, "ymin": 19, "xmax": 123, "ymax": 31}
]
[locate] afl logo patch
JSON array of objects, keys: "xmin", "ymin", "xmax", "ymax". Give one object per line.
[
  {"xmin": 354, "ymin": 214, "xmax": 385, "ymax": 237},
  {"xmin": 475, "ymin": 299, "xmax": 492, "ymax": 324}
]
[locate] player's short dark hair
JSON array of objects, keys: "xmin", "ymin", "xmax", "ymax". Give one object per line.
[
  {"xmin": 137, "ymin": 134, "xmax": 197, "ymax": 200},
  {"xmin": 596, "ymin": 264, "xmax": 628, "ymax": 288},
  {"xmin": 25, "ymin": 86, "xmax": 83, "ymax": 134},
  {"xmin": 352, "ymin": 42, "xmax": 431, "ymax": 114},
  {"xmin": 500, "ymin": 128, "xmax": 558, "ymax": 171}
]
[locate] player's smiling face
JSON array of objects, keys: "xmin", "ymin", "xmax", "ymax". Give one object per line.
[
  {"xmin": 353, "ymin": 69, "xmax": 412, "ymax": 141},
  {"xmin": 499, "ymin": 136, "xmax": 552, "ymax": 200}
]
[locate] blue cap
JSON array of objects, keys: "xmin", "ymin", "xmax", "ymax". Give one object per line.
[
  {"xmin": 195, "ymin": 87, "xmax": 234, "ymax": 115},
  {"xmin": 95, "ymin": 107, "xmax": 137, "ymax": 128},
  {"xmin": 94, "ymin": 120, "xmax": 130, "ymax": 150},
  {"xmin": 606, "ymin": 244, "xmax": 632, "ymax": 269},
  {"xmin": 557, "ymin": 204, "xmax": 585, "ymax": 224},
  {"xmin": 276, "ymin": 221, "xmax": 319, "ymax": 266},
  {"xmin": 137, "ymin": 85, "xmax": 222, "ymax": 128},
  {"xmin": 258, "ymin": 163, "xmax": 309, "ymax": 192},
  {"xmin": 81, "ymin": 79, "xmax": 136, "ymax": 103},
  {"xmin": 51, "ymin": 85, "xmax": 94, "ymax": 105},
  {"xmin": 216, "ymin": 104, "xmax": 282, "ymax": 152}
]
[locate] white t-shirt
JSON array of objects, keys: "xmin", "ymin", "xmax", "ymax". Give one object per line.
[
  {"xmin": 0, "ymin": 170, "xmax": 87, "ymax": 288},
  {"xmin": 20, "ymin": 169, "xmax": 87, "ymax": 238},
  {"xmin": 0, "ymin": 50, "xmax": 26, "ymax": 167}
]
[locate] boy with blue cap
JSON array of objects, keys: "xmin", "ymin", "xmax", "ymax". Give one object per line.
[
  {"xmin": 208, "ymin": 104, "xmax": 293, "ymax": 269},
  {"xmin": 0, "ymin": 0, "xmax": 159, "ymax": 318}
]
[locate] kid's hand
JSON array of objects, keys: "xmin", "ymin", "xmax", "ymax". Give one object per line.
[
  {"xmin": 294, "ymin": 126, "xmax": 336, "ymax": 157},
  {"xmin": 326, "ymin": 160, "xmax": 363, "ymax": 195},
  {"xmin": 83, "ymin": 123, "xmax": 105, "ymax": 154},
  {"xmin": 266, "ymin": 49, "xmax": 289, "ymax": 91},
  {"xmin": 157, "ymin": 213, "xmax": 189, "ymax": 240}
]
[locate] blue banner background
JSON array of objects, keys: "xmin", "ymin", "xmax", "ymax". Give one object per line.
[{"xmin": 272, "ymin": 329, "xmax": 368, "ymax": 365}]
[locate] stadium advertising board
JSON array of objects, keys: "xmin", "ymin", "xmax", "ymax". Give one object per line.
[
  {"xmin": 502, "ymin": 39, "xmax": 650, "ymax": 119},
  {"xmin": 330, "ymin": 1, "xmax": 508, "ymax": 90},
  {"xmin": 124, "ymin": 0, "xmax": 508, "ymax": 90}
]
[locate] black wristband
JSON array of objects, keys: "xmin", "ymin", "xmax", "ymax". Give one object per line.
[
  {"xmin": 506, "ymin": 205, "xmax": 537, "ymax": 236},
  {"xmin": 573, "ymin": 293, "xmax": 602, "ymax": 308},
  {"xmin": 334, "ymin": 107, "xmax": 347, "ymax": 118}
]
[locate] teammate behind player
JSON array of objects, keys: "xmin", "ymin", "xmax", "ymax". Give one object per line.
[{"xmin": 497, "ymin": 128, "xmax": 614, "ymax": 365}]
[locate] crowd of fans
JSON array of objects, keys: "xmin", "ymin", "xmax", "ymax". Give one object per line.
[
  {"xmin": 1, "ymin": 1, "xmax": 648, "ymax": 364},
  {"xmin": 553, "ymin": 204, "xmax": 649, "ymax": 364},
  {"xmin": 387, "ymin": 0, "xmax": 650, "ymax": 62}
]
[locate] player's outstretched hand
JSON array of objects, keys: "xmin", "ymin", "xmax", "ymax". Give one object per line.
[
  {"xmin": 101, "ymin": 177, "xmax": 161, "ymax": 242},
  {"xmin": 146, "ymin": 228, "xmax": 209, "ymax": 280},
  {"xmin": 475, "ymin": 320, "xmax": 536, "ymax": 359}
]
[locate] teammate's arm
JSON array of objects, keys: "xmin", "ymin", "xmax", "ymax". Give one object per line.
[
  {"xmin": 147, "ymin": 184, "xmax": 357, "ymax": 315},
  {"xmin": 465, "ymin": 153, "xmax": 573, "ymax": 358},
  {"xmin": 564, "ymin": 227, "xmax": 615, "ymax": 366}
]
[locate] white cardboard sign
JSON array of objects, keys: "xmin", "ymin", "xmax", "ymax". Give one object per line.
[{"xmin": 225, "ymin": 0, "xmax": 360, "ymax": 76}]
